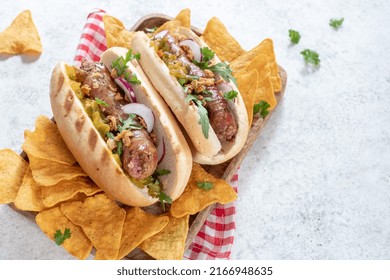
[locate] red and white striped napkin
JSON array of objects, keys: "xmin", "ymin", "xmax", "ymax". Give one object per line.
[{"xmin": 73, "ymin": 10, "xmax": 238, "ymax": 260}]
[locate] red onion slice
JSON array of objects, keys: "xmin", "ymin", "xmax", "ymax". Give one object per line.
[
  {"xmin": 179, "ymin": 39, "xmax": 202, "ymax": 61},
  {"xmin": 153, "ymin": 30, "xmax": 168, "ymax": 39},
  {"xmin": 217, "ymin": 82, "xmax": 234, "ymax": 94},
  {"xmin": 115, "ymin": 77, "xmax": 137, "ymax": 103},
  {"xmin": 122, "ymin": 103, "xmax": 155, "ymax": 133},
  {"xmin": 157, "ymin": 137, "xmax": 166, "ymax": 164}
]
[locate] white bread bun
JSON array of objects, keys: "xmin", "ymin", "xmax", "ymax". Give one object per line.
[
  {"xmin": 131, "ymin": 28, "xmax": 249, "ymax": 165},
  {"xmin": 50, "ymin": 51, "xmax": 192, "ymax": 207}
]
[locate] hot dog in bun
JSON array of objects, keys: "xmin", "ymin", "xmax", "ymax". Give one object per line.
[
  {"xmin": 131, "ymin": 27, "xmax": 249, "ymax": 165},
  {"xmin": 49, "ymin": 47, "xmax": 192, "ymax": 207}
]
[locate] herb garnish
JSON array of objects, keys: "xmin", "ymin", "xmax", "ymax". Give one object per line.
[
  {"xmin": 223, "ymin": 90, "xmax": 238, "ymax": 101},
  {"xmin": 300, "ymin": 49, "xmax": 320, "ymax": 66},
  {"xmin": 196, "ymin": 181, "xmax": 214, "ymax": 191},
  {"xmin": 193, "ymin": 47, "xmax": 237, "ymax": 86},
  {"xmin": 159, "ymin": 191, "xmax": 172, "ymax": 211},
  {"xmin": 200, "ymin": 47, "xmax": 215, "ymax": 62},
  {"xmin": 95, "ymin": 97, "xmax": 109, "ymax": 107},
  {"xmin": 185, "ymin": 94, "xmax": 210, "ymax": 139},
  {"xmin": 106, "ymin": 132, "xmax": 123, "ymax": 156},
  {"xmin": 288, "ymin": 29, "xmax": 301, "ymax": 44},
  {"xmin": 329, "ymin": 18, "xmax": 344, "ymax": 30},
  {"xmin": 253, "ymin": 100, "xmax": 271, "ymax": 118},
  {"xmin": 54, "ymin": 228, "xmax": 71, "ymax": 245},
  {"xmin": 111, "ymin": 49, "xmax": 141, "ymax": 84},
  {"xmin": 118, "ymin": 114, "xmax": 142, "ymax": 132},
  {"xmin": 208, "ymin": 62, "xmax": 237, "ymax": 86},
  {"xmin": 148, "ymin": 170, "xmax": 172, "ymax": 210}
]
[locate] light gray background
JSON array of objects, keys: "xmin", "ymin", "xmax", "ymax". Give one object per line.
[{"xmin": 1, "ymin": 0, "xmax": 389, "ymax": 259}]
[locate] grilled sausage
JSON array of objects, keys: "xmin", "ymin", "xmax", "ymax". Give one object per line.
[
  {"xmin": 79, "ymin": 59, "xmax": 158, "ymax": 179},
  {"xmin": 163, "ymin": 33, "xmax": 237, "ymax": 141}
]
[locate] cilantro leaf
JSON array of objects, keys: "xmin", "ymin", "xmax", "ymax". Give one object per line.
[
  {"xmin": 300, "ymin": 49, "xmax": 320, "ymax": 66},
  {"xmin": 111, "ymin": 49, "xmax": 141, "ymax": 83},
  {"xmin": 124, "ymin": 71, "xmax": 141, "ymax": 85},
  {"xmin": 208, "ymin": 62, "xmax": 237, "ymax": 86},
  {"xmin": 288, "ymin": 29, "xmax": 301, "ymax": 44},
  {"xmin": 154, "ymin": 169, "xmax": 171, "ymax": 176},
  {"xmin": 159, "ymin": 191, "xmax": 172, "ymax": 211},
  {"xmin": 253, "ymin": 100, "xmax": 271, "ymax": 118},
  {"xmin": 118, "ymin": 115, "xmax": 142, "ymax": 132},
  {"xmin": 196, "ymin": 181, "xmax": 213, "ymax": 191},
  {"xmin": 223, "ymin": 90, "xmax": 238, "ymax": 101},
  {"xmin": 329, "ymin": 17, "xmax": 344, "ymax": 29},
  {"xmin": 200, "ymin": 47, "xmax": 215, "ymax": 63},
  {"xmin": 178, "ymin": 78, "xmax": 187, "ymax": 86},
  {"xmin": 185, "ymin": 94, "xmax": 210, "ymax": 139},
  {"xmin": 95, "ymin": 97, "xmax": 109, "ymax": 107},
  {"xmin": 54, "ymin": 228, "xmax": 71, "ymax": 245}
]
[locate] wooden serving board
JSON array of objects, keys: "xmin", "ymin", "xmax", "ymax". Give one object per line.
[
  {"xmin": 124, "ymin": 14, "xmax": 287, "ymax": 259},
  {"xmin": 10, "ymin": 14, "xmax": 287, "ymax": 260}
]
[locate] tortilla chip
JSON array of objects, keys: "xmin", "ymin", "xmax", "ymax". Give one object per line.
[
  {"xmin": 255, "ymin": 69, "xmax": 277, "ymax": 112},
  {"xmin": 117, "ymin": 207, "xmax": 169, "ymax": 259},
  {"xmin": 103, "ymin": 15, "xmax": 135, "ymax": 49},
  {"xmin": 0, "ymin": 149, "xmax": 28, "ymax": 204},
  {"xmin": 36, "ymin": 207, "xmax": 92, "ymax": 260},
  {"xmin": 231, "ymin": 38, "xmax": 281, "ymax": 92},
  {"xmin": 60, "ymin": 193, "xmax": 126, "ymax": 260},
  {"xmin": 236, "ymin": 69, "xmax": 258, "ymax": 126},
  {"xmin": 13, "ymin": 167, "xmax": 47, "ymax": 211},
  {"xmin": 201, "ymin": 17, "xmax": 245, "ymax": 62},
  {"xmin": 155, "ymin": 9, "xmax": 191, "ymax": 33},
  {"xmin": 22, "ymin": 115, "xmax": 76, "ymax": 165},
  {"xmin": 41, "ymin": 177, "xmax": 102, "ymax": 208},
  {"xmin": 232, "ymin": 53, "xmax": 277, "ymax": 111},
  {"xmin": 28, "ymin": 154, "xmax": 87, "ymax": 186},
  {"xmin": 170, "ymin": 163, "xmax": 237, "ymax": 218},
  {"xmin": 0, "ymin": 10, "xmax": 42, "ymax": 55},
  {"xmin": 139, "ymin": 214, "xmax": 189, "ymax": 260}
]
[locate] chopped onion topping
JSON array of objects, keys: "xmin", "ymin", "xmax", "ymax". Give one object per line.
[
  {"xmin": 115, "ymin": 77, "xmax": 137, "ymax": 103},
  {"xmin": 153, "ymin": 30, "xmax": 168, "ymax": 39},
  {"xmin": 179, "ymin": 39, "xmax": 202, "ymax": 61},
  {"xmin": 217, "ymin": 82, "xmax": 233, "ymax": 94},
  {"xmin": 122, "ymin": 103, "xmax": 155, "ymax": 133}
]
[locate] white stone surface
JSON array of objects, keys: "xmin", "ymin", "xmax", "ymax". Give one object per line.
[{"xmin": 1, "ymin": 0, "xmax": 389, "ymax": 259}]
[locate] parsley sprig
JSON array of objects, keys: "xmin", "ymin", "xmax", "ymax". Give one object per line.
[
  {"xmin": 253, "ymin": 100, "xmax": 271, "ymax": 118},
  {"xmin": 193, "ymin": 47, "xmax": 237, "ymax": 86},
  {"xmin": 300, "ymin": 49, "xmax": 320, "ymax": 66},
  {"xmin": 54, "ymin": 228, "xmax": 71, "ymax": 245},
  {"xmin": 185, "ymin": 94, "xmax": 210, "ymax": 139},
  {"xmin": 118, "ymin": 114, "xmax": 142, "ymax": 132},
  {"xmin": 196, "ymin": 181, "xmax": 213, "ymax": 191},
  {"xmin": 329, "ymin": 18, "xmax": 344, "ymax": 30},
  {"xmin": 288, "ymin": 29, "xmax": 301, "ymax": 44},
  {"xmin": 223, "ymin": 90, "xmax": 238, "ymax": 101},
  {"xmin": 151, "ymin": 170, "xmax": 172, "ymax": 211},
  {"xmin": 111, "ymin": 49, "xmax": 141, "ymax": 84},
  {"xmin": 159, "ymin": 191, "xmax": 172, "ymax": 211}
]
